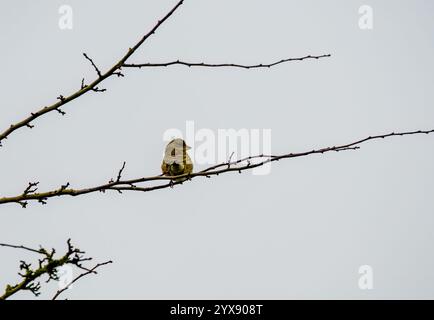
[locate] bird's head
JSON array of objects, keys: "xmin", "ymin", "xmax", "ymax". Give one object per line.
[{"xmin": 164, "ymin": 138, "xmax": 191, "ymax": 157}]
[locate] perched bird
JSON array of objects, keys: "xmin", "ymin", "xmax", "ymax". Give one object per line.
[{"xmin": 161, "ymin": 139, "xmax": 193, "ymax": 179}]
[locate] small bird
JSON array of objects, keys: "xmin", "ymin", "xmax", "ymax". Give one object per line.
[{"xmin": 161, "ymin": 139, "xmax": 193, "ymax": 179}]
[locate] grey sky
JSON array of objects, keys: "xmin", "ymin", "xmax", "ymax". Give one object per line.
[{"xmin": 1, "ymin": 0, "xmax": 434, "ymax": 299}]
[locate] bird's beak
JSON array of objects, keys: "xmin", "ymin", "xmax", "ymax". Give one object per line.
[{"xmin": 186, "ymin": 145, "xmax": 191, "ymax": 150}]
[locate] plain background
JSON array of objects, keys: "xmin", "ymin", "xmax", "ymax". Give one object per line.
[{"xmin": 1, "ymin": 0, "xmax": 433, "ymax": 299}]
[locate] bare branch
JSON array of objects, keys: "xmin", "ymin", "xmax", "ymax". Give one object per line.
[
  {"xmin": 1, "ymin": 129, "xmax": 432, "ymax": 207},
  {"xmin": 117, "ymin": 162, "xmax": 127, "ymax": 182},
  {"xmin": 83, "ymin": 53, "xmax": 102, "ymax": 78},
  {"xmin": 51, "ymin": 260, "xmax": 112, "ymax": 300},
  {"xmin": 0, "ymin": 240, "xmax": 111, "ymax": 300},
  {"xmin": 0, "ymin": 243, "xmax": 43, "ymax": 255},
  {"xmin": 123, "ymin": 54, "xmax": 331, "ymax": 69},
  {"xmin": 0, "ymin": 1, "xmax": 330, "ymax": 149},
  {"xmin": 23, "ymin": 182, "xmax": 39, "ymax": 195},
  {"xmin": 0, "ymin": 0, "xmax": 185, "ymax": 147}
]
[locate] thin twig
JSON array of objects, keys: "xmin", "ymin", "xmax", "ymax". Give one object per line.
[
  {"xmin": 0, "ymin": 243, "xmax": 43, "ymax": 255},
  {"xmin": 123, "ymin": 54, "xmax": 331, "ymax": 69},
  {"xmin": 82, "ymin": 53, "xmax": 102, "ymax": 77},
  {"xmin": 117, "ymin": 162, "xmax": 126, "ymax": 182},
  {"xmin": 51, "ymin": 260, "xmax": 112, "ymax": 300}
]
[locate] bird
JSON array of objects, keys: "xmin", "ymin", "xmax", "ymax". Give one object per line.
[{"xmin": 161, "ymin": 139, "xmax": 193, "ymax": 179}]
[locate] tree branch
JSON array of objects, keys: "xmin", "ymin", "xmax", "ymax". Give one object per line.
[
  {"xmin": 0, "ymin": 240, "xmax": 112, "ymax": 300},
  {"xmin": 0, "ymin": 0, "xmax": 185, "ymax": 147},
  {"xmin": 51, "ymin": 261, "xmax": 112, "ymax": 300},
  {"xmin": 82, "ymin": 53, "xmax": 103, "ymax": 78},
  {"xmin": 1, "ymin": 129, "xmax": 432, "ymax": 207},
  {"xmin": 123, "ymin": 54, "xmax": 331, "ymax": 69},
  {"xmin": 0, "ymin": 243, "xmax": 42, "ymax": 255},
  {"xmin": 0, "ymin": 0, "xmax": 330, "ymax": 149}
]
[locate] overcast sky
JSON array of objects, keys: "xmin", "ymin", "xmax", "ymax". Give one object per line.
[{"xmin": 1, "ymin": 0, "xmax": 434, "ymax": 299}]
